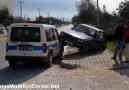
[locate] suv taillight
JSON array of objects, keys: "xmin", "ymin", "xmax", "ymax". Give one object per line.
[
  {"xmin": 43, "ymin": 43, "xmax": 47, "ymax": 53},
  {"xmin": 6, "ymin": 43, "xmax": 8, "ymax": 52}
]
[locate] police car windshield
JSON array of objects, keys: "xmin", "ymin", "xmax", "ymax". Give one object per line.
[{"xmin": 10, "ymin": 27, "xmax": 40, "ymax": 42}]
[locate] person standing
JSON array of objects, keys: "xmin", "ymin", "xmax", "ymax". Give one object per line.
[
  {"xmin": 111, "ymin": 20, "xmax": 125, "ymax": 59},
  {"xmin": 123, "ymin": 20, "xmax": 129, "ymax": 61}
]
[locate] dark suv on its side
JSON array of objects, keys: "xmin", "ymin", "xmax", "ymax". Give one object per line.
[{"xmin": 60, "ymin": 24, "xmax": 107, "ymax": 52}]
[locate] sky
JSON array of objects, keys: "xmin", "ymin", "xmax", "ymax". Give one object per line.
[{"xmin": 13, "ymin": 0, "xmax": 124, "ymax": 21}]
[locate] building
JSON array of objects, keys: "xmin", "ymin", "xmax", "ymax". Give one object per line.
[{"xmin": 0, "ymin": 0, "xmax": 13, "ymax": 15}]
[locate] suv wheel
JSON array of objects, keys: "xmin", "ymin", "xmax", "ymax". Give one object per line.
[
  {"xmin": 46, "ymin": 53, "xmax": 53, "ymax": 67},
  {"xmin": 8, "ymin": 60, "xmax": 17, "ymax": 67}
]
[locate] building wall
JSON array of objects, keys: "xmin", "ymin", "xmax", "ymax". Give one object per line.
[{"xmin": 0, "ymin": 0, "xmax": 13, "ymax": 14}]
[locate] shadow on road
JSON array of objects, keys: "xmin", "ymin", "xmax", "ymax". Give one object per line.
[
  {"xmin": 0, "ymin": 62, "xmax": 49, "ymax": 85},
  {"xmin": 63, "ymin": 49, "xmax": 105, "ymax": 60}
]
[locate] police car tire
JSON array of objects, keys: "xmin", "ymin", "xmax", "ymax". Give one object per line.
[
  {"xmin": 46, "ymin": 53, "xmax": 53, "ymax": 67},
  {"xmin": 8, "ymin": 60, "xmax": 17, "ymax": 67}
]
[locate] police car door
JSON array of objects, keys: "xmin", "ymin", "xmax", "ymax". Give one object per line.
[
  {"xmin": 50, "ymin": 28, "xmax": 59, "ymax": 57},
  {"xmin": 46, "ymin": 28, "xmax": 57, "ymax": 57},
  {"xmin": 54, "ymin": 29, "xmax": 61, "ymax": 55}
]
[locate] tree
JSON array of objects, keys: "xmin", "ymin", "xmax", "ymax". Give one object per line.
[
  {"xmin": 99, "ymin": 5, "xmax": 113, "ymax": 26},
  {"xmin": 0, "ymin": 6, "xmax": 14, "ymax": 25},
  {"xmin": 72, "ymin": 15, "xmax": 80, "ymax": 24},
  {"xmin": 14, "ymin": 16, "xmax": 25, "ymax": 23},
  {"xmin": 76, "ymin": 0, "xmax": 97, "ymax": 24},
  {"xmin": 117, "ymin": 0, "xmax": 129, "ymax": 20},
  {"xmin": 36, "ymin": 16, "xmax": 44, "ymax": 21}
]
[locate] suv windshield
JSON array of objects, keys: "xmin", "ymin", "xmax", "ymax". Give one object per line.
[
  {"xmin": 10, "ymin": 27, "xmax": 40, "ymax": 42},
  {"xmin": 74, "ymin": 25, "xmax": 96, "ymax": 37}
]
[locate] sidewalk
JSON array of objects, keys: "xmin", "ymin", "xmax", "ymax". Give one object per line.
[
  {"xmin": 0, "ymin": 30, "xmax": 7, "ymax": 38},
  {"xmin": 61, "ymin": 46, "xmax": 129, "ymax": 90},
  {"xmin": 62, "ymin": 46, "xmax": 129, "ymax": 70}
]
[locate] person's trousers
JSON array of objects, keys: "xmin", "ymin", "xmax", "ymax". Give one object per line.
[
  {"xmin": 125, "ymin": 43, "xmax": 129, "ymax": 61},
  {"xmin": 113, "ymin": 40, "xmax": 124, "ymax": 58}
]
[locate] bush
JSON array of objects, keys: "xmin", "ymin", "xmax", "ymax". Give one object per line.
[
  {"xmin": 103, "ymin": 28, "xmax": 114, "ymax": 41},
  {"xmin": 0, "ymin": 31, "xmax": 3, "ymax": 34},
  {"xmin": 97, "ymin": 25, "xmax": 115, "ymax": 41}
]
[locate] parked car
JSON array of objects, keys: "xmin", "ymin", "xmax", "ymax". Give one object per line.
[{"xmin": 60, "ymin": 24, "xmax": 107, "ymax": 52}]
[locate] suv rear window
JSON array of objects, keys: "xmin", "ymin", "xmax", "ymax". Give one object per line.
[{"xmin": 10, "ymin": 27, "xmax": 41, "ymax": 42}]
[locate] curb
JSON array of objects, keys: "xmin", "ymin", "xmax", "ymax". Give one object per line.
[{"xmin": 106, "ymin": 49, "xmax": 113, "ymax": 54}]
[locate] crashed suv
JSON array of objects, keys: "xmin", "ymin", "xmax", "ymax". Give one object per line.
[{"xmin": 60, "ymin": 24, "xmax": 107, "ymax": 52}]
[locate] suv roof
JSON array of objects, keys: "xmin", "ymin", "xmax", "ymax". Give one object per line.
[{"xmin": 81, "ymin": 24, "xmax": 104, "ymax": 32}]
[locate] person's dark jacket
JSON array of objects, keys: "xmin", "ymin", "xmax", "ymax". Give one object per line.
[{"xmin": 114, "ymin": 26, "xmax": 125, "ymax": 41}]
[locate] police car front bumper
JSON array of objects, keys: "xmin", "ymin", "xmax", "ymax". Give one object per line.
[{"xmin": 5, "ymin": 56, "xmax": 48, "ymax": 62}]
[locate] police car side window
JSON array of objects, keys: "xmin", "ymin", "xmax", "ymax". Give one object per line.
[
  {"xmin": 51, "ymin": 28, "xmax": 56, "ymax": 41},
  {"xmin": 45, "ymin": 29, "xmax": 52, "ymax": 41}
]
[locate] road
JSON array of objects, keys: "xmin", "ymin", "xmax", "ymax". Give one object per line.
[
  {"xmin": 0, "ymin": 25, "xmax": 89, "ymax": 90},
  {"xmin": 1, "ymin": 25, "xmax": 129, "ymax": 90}
]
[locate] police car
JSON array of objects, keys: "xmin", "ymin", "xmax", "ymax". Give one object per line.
[{"xmin": 5, "ymin": 21, "xmax": 63, "ymax": 67}]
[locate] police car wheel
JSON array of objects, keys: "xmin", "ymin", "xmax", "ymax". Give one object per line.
[
  {"xmin": 46, "ymin": 53, "xmax": 53, "ymax": 67},
  {"xmin": 8, "ymin": 60, "xmax": 17, "ymax": 67}
]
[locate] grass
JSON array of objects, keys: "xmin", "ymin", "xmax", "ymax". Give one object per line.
[
  {"xmin": 107, "ymin": 41, "xmax": 115, "ymax": 52},
  {"xmin": 0, "ymin": 31, "xmax": 3, "ymax": 34}
]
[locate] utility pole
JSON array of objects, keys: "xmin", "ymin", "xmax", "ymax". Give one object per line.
[
  {"xmin": 47, "ymin": 12, "xmax": 50, "ymax": 18},
  {"xmin": 57, "ymin": 15, "xmax": 59, "ymax": 19},
  {"xmin": 37, "ymin": 8, "xmax": 41, "ymax": 17},
  {"xmin": 97, "ymin": 0, "xmax": 99, "ymax": 26},
  {"xmin": 18, "ymin": 1, "xmax": 24, "ymax": 18}
]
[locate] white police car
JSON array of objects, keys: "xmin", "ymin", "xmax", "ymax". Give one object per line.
[{"xmin": 5, "ymin": 21, "xmax": 63, "ymax": 67}]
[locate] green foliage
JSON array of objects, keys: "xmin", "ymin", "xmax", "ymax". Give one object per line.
[
  {"xmin": 36, "ymin": 16, "xmax": 44, "ymax": 21},
  {"xmin": 35, "ymin": 16, "xmax": 66, "ymax": 25},
  {"xmin": 0, "ymin": 31, "xmax": 3, "ymax": 34},
  {"xmin": 14, "ymin": 17, "xmax": 25, "ymax": 23},
  {"xmin": 107, "ymin": 42, "xmax": 115, "ymax": 52},
  {"xmin": 103, "ymin": 28, "xmax": 114, "ymax": 41},
  {"xmin": 117, "ymin": 0, "xmax": 129, "ymax": 20},
  {"xmin": 76, "ymin": 0, "xmax": 97, "ymax": 24},
  {"xmin": 0, "ymin": 6, "xmax": 14, "ymax": 26}
]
